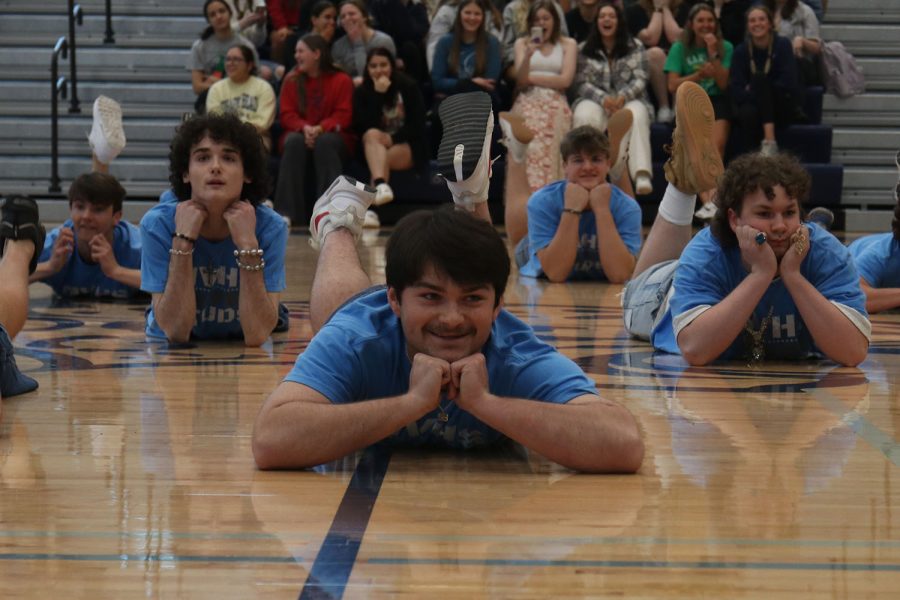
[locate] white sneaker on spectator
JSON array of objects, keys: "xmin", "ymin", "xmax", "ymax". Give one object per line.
[
  {"xmin": 635, "ymin": 172, "xmax": 653, "ymax": 196},
  {"xmin": 374, "ymin": 182, "xmax": 394, "ymax": 206},
  {"xmin": 88, "ymin": 95, "xmax": 126, "ymax": 164},
  {"xmin": 760, "ymin": 139, "xmax": 778, "ymax": 157},
  {"xmin": 437, "ymin": 92, "xmax": 494, "ymax": 211},
  {"xmin": 498, "ymin": 111, "xmax": 533, "ymax": 164},
  {"xmin": 656, "ymin": 106, "xmax": 674, "ymax": 124},
  {"xmin": 308, "ymin": 175, "xmax": 375, "ymax": 250},
  {"xmin": 363, "ymin": 209, "xmax": 380, "ymax": 228}
]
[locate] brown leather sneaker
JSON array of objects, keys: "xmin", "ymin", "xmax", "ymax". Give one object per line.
[{"xmin": 663, "ymin": 82, "xmax": 724, "ymax": 195}]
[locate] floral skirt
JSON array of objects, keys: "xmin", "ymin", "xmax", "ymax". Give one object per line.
[{"xmin": 512, "ymin": 86, "xmax": 573, "ymax": 191}]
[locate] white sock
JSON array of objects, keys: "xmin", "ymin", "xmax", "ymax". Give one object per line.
[{"xmin": 657, "ymin": 184, "xmax": 697, "ymax": 226}]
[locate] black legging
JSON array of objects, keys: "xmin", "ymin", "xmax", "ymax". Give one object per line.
[{"xmin": 735, "ymin": 72, "xmax": 806, "ymax": 149}]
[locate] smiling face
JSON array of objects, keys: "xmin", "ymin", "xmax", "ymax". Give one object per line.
[
  {"xmin": 312, "ymin": 6, "xmax": 337, "ymax": 41},
  {"xmin": 339, "ymin": 3, "xmax": 365, "ymax": 37},
  {"xmin": 183, "ymin": 135, "xmax": 250, "ymax": 207},
  {"xmin": 459, "ymin": 2, "xmax": 484, "ymax": 36},
  {"xmin": 563, "ymin": 150, "xmax": 610, "ymax": 189},
  {"xmin": 596, "ymin": 5, "xmax": 618, "ymax": 39},
  {"xmin": 224, "ymin": 47, "xmax": 252, "ymax": 82},
  {"xmin": 729, "ymin": 185, "xmax": 802, "ymax": 261},
  {"xmin": 367, "ymin": 53, "xmax": 392, "ymax": 81},
  {"xmin": 388, "ymin": 264, "xmax": 501, "ymax": 364},
  {"xmin": 746, "ymin": 8, "xmax": 773, "ymax": 41},
  {"xmin": 690, "ymin": 7, "xmax": 717, "ymax": 41},
  {"xmin": 294, "ymin": 40, "xmax": 321, "ymax": 74},
  {"xmin": 69, "ymin": 199, "xmax": 120, "ymax": 257}
]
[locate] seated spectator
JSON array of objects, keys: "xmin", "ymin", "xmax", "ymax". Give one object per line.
[
  {"xmin": 571, "ymin": 1, "xmax": 655, "ymax": 197},
  {"xmin": 251, "ymin": 92, "xmax": 644, "ymax": 472},
  {"xmin": 140, "ymin": 113, "xmax": 288, "ymax": 346},
  {"xmin": 352, "ymin": 47, "xmax": 429, "ymax": 227},
  {"xmin": 731, "ymin": 5, "xmax": 807, "ymax": 156},
  {"xmin": 303, "ymin": 0, "xmax": 338, "ymax": 43},
  {"xmin": 501, "ymin": 0, "xmax": 577, "ymax": 243},
  {"xmin": 664, "ymin": 1, "xmax": 732, "ymax": 218},
  {"xmin": 0, "ymin": 196, "xmax": 45, "ymax": 414},
  {"xmin": 368, "ymin": 0, "xmax": 430, "ymax": 82},
  {"xmin": 501, "ymin": 0, "xmax": 570, "ymax": 78},
  {"xmin": 267, "ymin": 0, "xmax": 304, "ymax": 65},
  {"xmin": 273, "ymin": 34, "xmax": 355, "ymax": 225},
  {"xmin": 565, "ymin": 0, "xmax": 600, "ymax": 43},
  {"xmin": 625, "ymin": 0, "xmax": 684, "ymax": 123},
  {"xmin": 622, "ymin": 82, "xmax": 870, "ymax": 367},
  {"xmin": 331, "ymin": 0, "xmax": 397, "ymax": 86},
  {"xmin": 426, "ymin": 0, "xmax": 503, "ymax": 70},
  {"xmin": 431, "ymin": 0, "xmax": 503, "ymax": 104},
  {"xmin": 207, "ymin": 44, "xmax": 277, "ymax": 150},
  {"xmin": 762, "ymin": 0, "xmax": 822, "ymax": 86},
  {"xmin": 515, "ymin": 125, "xmax": 643, "ymax": 283},
  {"xmin": 189, "ymin": 0, "xmax": 260, "ymax": 114},
  {"xmin": 225, "ymin": 1, "xmax": 283, "ymax": 80}
]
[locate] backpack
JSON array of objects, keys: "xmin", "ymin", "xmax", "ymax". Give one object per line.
[{"xmin": 819, "ymin": 40, "xmax": 865, "ymax": 98}]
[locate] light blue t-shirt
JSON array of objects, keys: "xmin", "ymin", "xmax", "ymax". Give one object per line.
[
  {"xmin": 140, "ymin": 190, "xmax": 288, "ymax": 340},
  {"xmin": 284, "ymin": 287, "xmax": 598, "ymax": 449},
  {"xmin": 519, "ymin": 180, "xmax": 643, "ymax": 280},
  {"xmin": 651, "ymin": 224, "xmax": 868, "ymax": 360},
  {"xmin": 38, "ymin": 219, "xmax": 143, "ymax": 298},
  {"xmin": 848, "ymin": 233, "xmax": 900, "ymax": 288},
  {"xmin": 431, "ymin": 33, "xmax": 502, "ymax": 94}
]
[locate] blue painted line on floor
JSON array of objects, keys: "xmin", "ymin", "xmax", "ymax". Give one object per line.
[
  {"xmin": 365, "ymin": 557, "xmax": 900, "ymax": 572},
  {"xmin": 298, "ymin": 446, "xmax": 392, "ymax": 600},
  {"xmin": 806, "ymin": 387, "xmax": 900, "ymax": 467}
]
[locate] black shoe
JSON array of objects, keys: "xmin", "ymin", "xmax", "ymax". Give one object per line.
[
  {"xmin": 0, "ymin": 324, "xmax": 38, "ymax": 398},
  {"xmin": 0, "ymin": 195, "xmax": 46, "ymax": 275},
  {"xmin": 437, "ymin": 91, "xmax": 494, "ymax": 210}
]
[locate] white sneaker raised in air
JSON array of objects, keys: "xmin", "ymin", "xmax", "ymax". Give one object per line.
[
  {"xmin": 656, "ymin": 106, "xmax": 674, "ymax": 124},
  {"xmin": 363, "ymin": 209, "xmax": 380, "ymax": 228},
  {"xmin": 498, "ymin": 111, "xmax": 533, "ymax": 164},
  {"xmin": 635, "ymin": 172, "xmax": 653, "ymax": 196},
  {"xmin": 437, "ymin": 91, "xmax": 494, "ymax": 211},
  {"xmin": 694, "ymin": 200, "xmax": 717, "ymax": 221},
  {"xmin": 308, "ymin": 175, "xmax": 375, "ymax": 250},
  {"xmin": 374, "ymin": 182, "xmax": 394, "ymax": 206},
  {"xmin": 88, "ymin": 95, "xmax": 126, "ymax": 164}
]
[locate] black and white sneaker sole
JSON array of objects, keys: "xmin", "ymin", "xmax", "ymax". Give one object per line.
[{"xmin": 437, "ymin": 91, "xmax": 492, "ymax": 183}]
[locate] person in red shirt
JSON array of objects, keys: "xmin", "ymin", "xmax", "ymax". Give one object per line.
[{"xmin": 273, "ymin": 34, "xmax": 355, "ymax": 225}]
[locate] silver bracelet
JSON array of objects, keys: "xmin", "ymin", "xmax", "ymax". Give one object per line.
[
  {"xmin": 236, "ymin": 256, "xmax": 266, "ymax": 271},
  {"xmin": 233, "ymin": 247, "xmax": 264, "ymax": 258},
  {"xmin": 169, "ymin": 247, "xmax": 194, "ymax": 256}
]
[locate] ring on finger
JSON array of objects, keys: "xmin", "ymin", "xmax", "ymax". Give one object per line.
[{"xmin": 755, "ymin": 232, "xmax": 767, "ymax": 245}]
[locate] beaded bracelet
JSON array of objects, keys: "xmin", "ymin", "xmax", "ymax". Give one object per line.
[
  {"xmin": 562, "ymin": 208, "xmax": 583, "ymax": 215},
  {"xmin": 233, "ymin": 248, "xmax": 264, "ymax": 258},
  {"xmin": 169, "ymin": 247, "xmax": 194, "ymax": 256},
  {"xmin": 173, "ymin": 232, "xmax": 196, "ymax": 244},
  {"xmin": 236, "ymin": 257, "xmax": 266, "ymax": 271}
]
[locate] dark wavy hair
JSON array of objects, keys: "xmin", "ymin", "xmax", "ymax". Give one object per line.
[
  {"xmin": 68, "ymin": 172, "xmax": 127, "ymax": 213},
  {"xmin": 386, "ymin": 206, "xmax": 510, "ymax": 307},
  {"xmin": 168, "ymin": 112, "xmax": 269, "ymax": 205},
  {"xmin": 710, "ymin": 152, "xmax": 811, "ymax": 247},
  {"xmin": 200, "ymin": 0, "xmax": 232, "ymax": 41},
  {"xmin": 582, "ymin": 1, "xmax": 635, "ymax": 61},
  {"xmin": 559, "ymin": 125, "xmax": 611, "ymax": 161}
]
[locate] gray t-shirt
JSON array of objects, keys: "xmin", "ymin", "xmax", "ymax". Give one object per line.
[
  {"xmin": 188, "ymin": 32, "xmax": 259, "ymax": 75},
  {"xmin": 331, "ymin": 30, "xmax": 396, "ymax": 79}
]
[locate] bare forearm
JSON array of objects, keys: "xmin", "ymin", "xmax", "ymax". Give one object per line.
[
  {"xmin": 537, "ymin": 215, "xmax": 581, "ymax": 282},
  {"xmin": 677, "ymin": 271, "xmax": 772, "ymax": 365},
  {"xmin": 238, "ymin": 272, "xmax": 278, "ymax": 346},
  {"xmin": 29, "ymin": 261, "xmax": 57, "ymax": 282},
  {"xmin": 155, "ymin": 259, "xmax": 197, "ymax": 342},
  {"xmin": 463, "ymin": 395, "xmax": 644, "ymax": 473},
  {"xmin": 593, "ymin": 209, "xmax": 635, "ymax": 284},
  {"xmin": 783, "ymin": 273, "xmax": 868, "ymax": 366},
  {"xmin": 862, "ymin": 284, "xmax": 900, "ymax": 314},
  {"xmin": 527, "ymin": 72, "xmax": 572, "ymax": 90},
  {"xmin": 253, "ymin": 394, "xmax": 430, "ymax": 469},
  {"xmin": 107, "ymin": 265, "xmax": 141, "ymax": 290}
]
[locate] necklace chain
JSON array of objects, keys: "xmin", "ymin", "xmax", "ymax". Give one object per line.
[{"xmin": 744, "ymin": 306, "xmax": 775, "ymax": 366}]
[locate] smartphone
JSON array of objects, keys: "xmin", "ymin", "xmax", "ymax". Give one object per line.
[{"xmin": 530, "ymin": 26, "xmax": 542, "ymax": 44}]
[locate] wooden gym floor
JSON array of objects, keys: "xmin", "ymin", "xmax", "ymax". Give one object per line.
[{"xmin": 1, "ymin": 229, "xmax": 898, "ymax": 598}]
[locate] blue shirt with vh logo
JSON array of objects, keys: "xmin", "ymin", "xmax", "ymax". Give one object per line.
[{"xmin": 139, "ymin": 190, "xmax": 287, "ymax": 340}]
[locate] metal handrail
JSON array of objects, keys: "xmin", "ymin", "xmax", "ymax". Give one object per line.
[
  {"xmin": 50, "ymin": 37, "xmax": 70, "ymax": 193},
  {"xmin": 104, "ymin": 0, "xmax": 116, "ymax": 44},
  {"xmin": 67, "ymin": 1, "xmax": 83, "ymax": 113}
]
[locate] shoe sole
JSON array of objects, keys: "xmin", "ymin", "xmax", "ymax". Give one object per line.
[
  {"xmin": 95, "ymin": 96, "xmax": 126, "ymax": 149},
  {"xmin": 674, "ymin": 82, "xmax": 723, "ymax": 193},
  {"xmin": 437, "ymin": 92, "xmax": 493, "ymax": 182},
  {"xmin": 498, "ymin": 111, "xmax": 534, "ymax": 144},
  {"xmin": 607, "ymin": 109, "xmax": 633, "ymax": 182}
]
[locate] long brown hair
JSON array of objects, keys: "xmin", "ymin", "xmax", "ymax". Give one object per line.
[
  {"xmin": 449, "ymin": 0, "xmax": 491, "ymax": 77},
  {"xmin": 680, "ymin": 3, "xmax": 724, "ymax": 58},
  {"xmin": 291, "ymin": 34, "xmax": 341, "ymax": 116}
]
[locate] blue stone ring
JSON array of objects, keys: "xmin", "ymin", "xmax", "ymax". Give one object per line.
[{"xmin": 755, "ymin": 232, "xmax": 767, "ymax": 245}]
